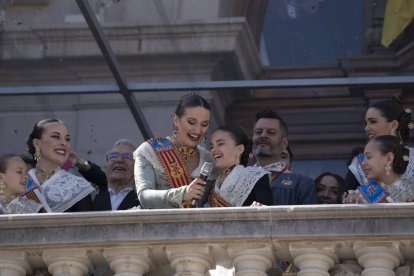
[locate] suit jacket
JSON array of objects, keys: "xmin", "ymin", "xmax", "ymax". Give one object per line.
[
  {"xmin": 271, "ymin": 172, "xmax": 318, "ymax": 205},
  {"xmin": 92, "ymin": 190, "xmax": 139, "ymax": 211}
]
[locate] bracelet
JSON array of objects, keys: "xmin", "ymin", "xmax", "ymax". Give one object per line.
[{"xmin": 76, "ymin": 159, "xmax": 91, "ymax": 171}]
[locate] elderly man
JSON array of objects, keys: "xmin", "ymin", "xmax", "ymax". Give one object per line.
[
  {"xmin": 252, "ymin": 109, "xmax": 317, "ymax": 205},
  {"xmin": 72, "ymin": 139, "xmax": 139, "ymax": 210}
]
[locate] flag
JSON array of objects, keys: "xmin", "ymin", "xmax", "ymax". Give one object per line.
[{"xmin": 381, "ymin": 0, "xmax": 414, "ymax": 48}]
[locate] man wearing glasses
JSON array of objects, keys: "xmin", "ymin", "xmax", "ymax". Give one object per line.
[{"xmin": 72, "ymin": 139, "xmax": 139, "ymax": 211}]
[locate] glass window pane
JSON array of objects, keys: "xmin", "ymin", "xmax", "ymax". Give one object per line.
[{"xmin": 262, "ymin": 0, "xmax": 364, "ymax": 66}]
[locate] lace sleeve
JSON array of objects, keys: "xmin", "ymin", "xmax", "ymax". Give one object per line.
[{"xmin": 401, "ymin": 147, "xmax": 414, "ymax": 183}]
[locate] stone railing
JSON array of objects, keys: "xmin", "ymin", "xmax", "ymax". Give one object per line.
[{"xmin": 0, "ymin": 204, "xmax": 414, "ymax": 276}]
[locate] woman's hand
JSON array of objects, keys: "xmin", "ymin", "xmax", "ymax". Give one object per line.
[
  {"xmin": 343, "ymin": 189, "xmax": 359, "ymax": 204},
  {"xmin": 184, "ymin": 178, "xmax": 206, "ymax": 202},
  {"xmin": 250, "ymin": 201, "xmax": 266, "ymax": 207}
]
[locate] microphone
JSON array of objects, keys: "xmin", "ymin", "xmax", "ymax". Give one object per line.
[{"xmin": 190, "ymin": 162, "xmax": 213, "ymax": 207}]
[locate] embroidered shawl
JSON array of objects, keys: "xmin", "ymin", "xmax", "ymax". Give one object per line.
[
  {"xmin": 349, "ymin": 147, "xmax": 414, "ymax": 187},
  {"xmin": 3, "ymin": 196, "xmax": 43, "ymax": 214},
  {"xmin": 26, "ymin": 168, "xmax": 94, "ymax": 212},
  {"xmin": 210, "ymin": 165, "xmax": 269, "ymax": 207},
  {"xmin": 355, "ymin": 178, "xmax": 414, "ymax": 203}
]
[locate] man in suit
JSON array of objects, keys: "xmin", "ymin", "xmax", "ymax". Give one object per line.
[
  {"xmin": 72, "ymin": 139, "xmax": 139, "ymax": 210},
  {"xmin": 252, "ymin": 109, "xmax": 318, "ymax": 205}
]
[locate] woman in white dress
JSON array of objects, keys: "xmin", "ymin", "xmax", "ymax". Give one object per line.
[
  {"xmin": 25, "ymin": 118, "xmax": 94, "ymax": 212},
  {"xmin": 135, "ymin": 94, "xmax": 216, "ymax": 209},
  {"xmin": 344, "ymin": 97, "xmax": 413, "ymax": 197}
]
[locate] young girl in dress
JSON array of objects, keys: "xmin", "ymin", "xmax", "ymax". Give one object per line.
[
  {"xmin": 208, "ymin": 125, "xmax": 272, "ymax": 207},
  {"xmin": 0, "ymin": 154, "xmax": 43, "ymax": 214},
  {"xmin": 344, "ymin": 135, "xmax": 413, "ymax": 203}
]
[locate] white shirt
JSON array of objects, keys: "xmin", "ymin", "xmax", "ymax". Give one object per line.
[{"xmin": 108, "ymin": 187, "xmax": 134, "ymax": 210}]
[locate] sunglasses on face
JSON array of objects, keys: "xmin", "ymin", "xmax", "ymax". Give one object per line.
[{"xmin": 106, "ymin": 151, "xmax": 134, "ymax": 161}]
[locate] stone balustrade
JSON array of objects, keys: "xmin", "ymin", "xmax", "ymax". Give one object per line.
[{"xmin": 0, "ymin": 204, "xmax": 413, "ymax": 275}]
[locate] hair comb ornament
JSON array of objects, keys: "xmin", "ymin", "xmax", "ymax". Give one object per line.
[
  {"xmin": 403, "ymin": 155, "xmax": 410, "ymax": 162},
  {"xmin": 408, "ymin": 123, "xmax": 414, "ymax": 130},
  {"xmin": 181, "ymin": 92, "xmax": 196, "ymax": 100},
  {"xmin": 405, "ymin": 108, "xmax": 412, "ymax": 114}
]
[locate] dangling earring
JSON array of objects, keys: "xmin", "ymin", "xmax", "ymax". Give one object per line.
[
  {"xmin": 34, "ymin": 146, "xmax": 41, "ymax": 162},
  {"xmin": 173, "ymin": 126, "xmax": 178, "ymax": 138},
  {"xmin": 235, "ymin": 155, "xmax": 240, "ymax": 166},
  {"xmin": 0, "ymin": 180, "xmax": 5, "ymax": 195},
  {"xmin": 385, "ymin": 163, "xmax": 391, "ymax": 175},
  {"xmin": 248, "ymin": 153, "xmax": 254, "ymax": 160},
  {"xmin": 390, "ymin": 128, "xmax": 396, "ymax": 136}
]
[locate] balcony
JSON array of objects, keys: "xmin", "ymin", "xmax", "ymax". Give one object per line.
[{"xmin": 1, "ymin": 204, "xmax": 414, "ymax": 275}]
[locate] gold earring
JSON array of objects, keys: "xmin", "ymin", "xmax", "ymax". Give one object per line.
[
  {"xmin": 235, "ymin": 155, "xmax": 240, "ymax": 165},
  {"xmin": 173, "ymin": 126, "xmax": 178, "ymax": 138},
  {"xmin": 0, "ymin": 180, "xmax": 5, "ymax": 195},
  {"xmin": 390, "ymin": 129, "xmax": 396, "ymax": 136},
  {"xmin": 34, "ymin": 146, "xmax": 41, "ymax": 161},
  {"xmin": 385, "ymin": 164, "xmax": 391, "ymax": 175},
  {"xmin": 249, "ymin": 153, "xmax": 254, "ymax": 160}
]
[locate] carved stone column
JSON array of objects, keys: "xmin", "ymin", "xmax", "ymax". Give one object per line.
[
  {"xmin": 0, "ymin": 251, "xmax": 31, "ymax": 276},
  {"xmin": 103, "ymin": 247, "xmax": 151, "ymax": 276},
  {"xmin": 166, "ymin": 245, "xmax": 213, "ymax": 276},
  {"xmin": 228, "ymin": 244, "xmax": 274, "ymax": 276},
  {"xmin": 289, "ymin": 243, "xmax": 338, "ymax": 276},
  {"xmin": 43, "ymin": 249, "xmax": 92, "ymax": 276},
  {"xmin": 354, "ymin": 242, "xmax": 402, "ymax": 276}
]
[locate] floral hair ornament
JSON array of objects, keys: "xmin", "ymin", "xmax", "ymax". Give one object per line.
[{"xmin": 403, "ymin": 146, "xmax": 410, "ymax": 162}]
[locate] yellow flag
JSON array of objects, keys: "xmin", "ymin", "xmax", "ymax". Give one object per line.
[{"xmin": 381, "ymin": 0, "xmax": 414, "ymax": 48}]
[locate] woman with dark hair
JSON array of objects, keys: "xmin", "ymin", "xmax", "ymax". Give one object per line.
[
  {"xmin": 345, "ymin": 97, "xmax": 413, "ymax": 193},
  {"xmin": 0, "ymin": 154, "xmax": 43, "ymax": 214},
  {"xmin": 135, "ymin": 94, "xmax": 216, "ymax": 209},
  {"xmin": 208, "ymin": 125, "xmax": 272, "ymax": 207},
  {"xmin": 314, "ymin": 172, "xmax": 345, "ymax": 204},
  {"xmin": 25, "ymin": 118, "xmax": 95, "ymax": 212},
  {"xmin": 344, "ymin": 135, "xmax": 413, "ymax": 203}
]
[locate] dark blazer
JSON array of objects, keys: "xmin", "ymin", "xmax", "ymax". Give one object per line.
[
  {"xmin": 92, "ymin": 190, "xmax": 139, "ymax": 211},
  {"xmin": 271, "ymin": 172, "xmax": 318, "ymax": 205}
]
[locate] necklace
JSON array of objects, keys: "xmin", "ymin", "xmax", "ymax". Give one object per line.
[
  {"xmin": 0, "ymin": 195, "xmax": 15, "ymax": 205},
  {"xmin": 217, "ymin": 164, "xmax": 236, "ymax": 188},
  {"xmin": 178, "ymin": 146, "xmax": 197, "ymax": 161},
  {"xmin": 36, "ymin": 166, "xmax": 56, "ymax": 184}
]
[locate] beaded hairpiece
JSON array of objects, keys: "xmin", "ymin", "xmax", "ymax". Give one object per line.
[
  {"xmin": 405, "ymin": 107, "xmax": 414, "ymax": 130},
  {"xmin": 391, "ymin": 95, "xmax": 413, "ymax": 143},
  {"xmin": 181, "ymin": 92, "xmax": 197, "ymax": 101},
  {"xmin": 403, "ymin": 146, "xmax": 410, "ymax": 162}
]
